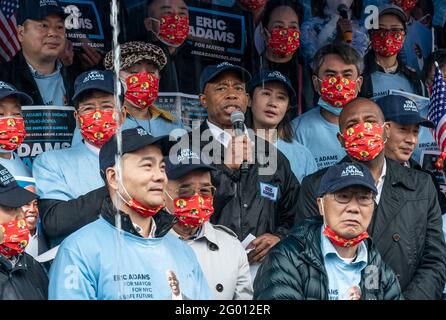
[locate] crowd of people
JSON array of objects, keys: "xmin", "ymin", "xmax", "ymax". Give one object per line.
[{"xmin": 1, "ymin": 0, "xmax": 446, "ymax": 300}]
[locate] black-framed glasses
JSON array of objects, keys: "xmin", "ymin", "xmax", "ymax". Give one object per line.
[
  {"xmin": 176, "ymin": 186, "xmax": 216, "ymax": 198},
  {"xmin": 332, "ymin": 190, "xmax": 375, "ymax": 206}
]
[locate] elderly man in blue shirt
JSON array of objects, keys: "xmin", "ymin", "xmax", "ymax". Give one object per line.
[
  {"xmin": 32, "ymin": 70, "xmax": 126, "ymax": 247},
  {"xmin": 254, "ymin": 162, "xmax": 403, "ymax": 300}
]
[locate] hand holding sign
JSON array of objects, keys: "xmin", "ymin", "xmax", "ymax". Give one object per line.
[{"xmin": 79, "ymin": 44, "xmax": 104, "ymax": 70}]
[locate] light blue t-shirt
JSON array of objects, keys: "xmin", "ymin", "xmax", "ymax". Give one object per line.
[
  {"xmin": 71, "ymin": 116, "xmax": 186, "ymax": 145},
  {"xmin": 33, "ymin": 142, "xmax": 103, "ymax": 201},
  {"xmin": 49, "ymin": 217, "xmax": 212, "ymax": 300},
  {"xmin": 30, "ymin": 63, "xmax": 66, "ymax": 106},
  {"xmin": 321, "ymin": 227, "xmax": 368, "ymax": 300},
  {"xmin": 0, "ymin": 152, "xmax": 31, "ymax": 178},
  {"xmin": 275, "ymin": 138, "xmax": 317, "ymax": 183},
  {"xmin": 292, "ymin": 106, "xmax": 346, "ymax": 170},
  {"xmin": 400, "ymin": 19, "xmax": 433, "ymax": 75},
  {"xmin": 370, "ymin": 71, "xmax": 416, "ymax": 100}
]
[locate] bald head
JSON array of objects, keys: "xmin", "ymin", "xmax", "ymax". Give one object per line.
[{"xmin": 339, "ymin": 98, "xmax": 385, "ymax": 132}]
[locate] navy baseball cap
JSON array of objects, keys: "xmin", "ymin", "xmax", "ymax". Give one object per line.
[
  {"xmin": 248, "ymin": 70, "xmax": 297, "ymax": 107},
  {"xmin": 318, "ymin": 163, "xmax": 378, "ymax": 197},
  {"xmin": 72, "ymin": 70, "xmax": 116, "ymax": 103},
  {"xmin": 165, "ymin": 148, "xmax": 216, "ymax": 180},
  {"xmin": 0, "ymin": 81, "xmax": 33, "ymax": 105},
  {"xmin": 17, "ymin": 0, "xmax": 68, "ymax": 25},
  {"xmin": 199, "ymin": 62, "xmax": 252, "ymax": 93},
  {"xmin": 378, "ymin": 4, "xmax": 407, "ymax": 25},
  {"xmin": 99, "ymin": 127, "xmax": 169, "ymax": 179},
  {"xmin": 376, "ymin": 95, "xmax": 434, "ymax": 128},
  {"xmin": 0, "ymin": 165, "xmax": 37, "ymax": 207}
]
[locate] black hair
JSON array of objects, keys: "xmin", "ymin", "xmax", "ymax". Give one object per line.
[
  {"xmin": 311, "ymin": 0, "xmax": 363, "ymax": 20},
  {"xmin": 312, "ymin": 43, "xmax": 364, "ymax": 76},
  {"xmin": 423, "ymin": 49, "xmax": 446, "ymax": 82},
  {"xmin": 261, "ymin": 0, "xmax": 304, "ymax": 28}
]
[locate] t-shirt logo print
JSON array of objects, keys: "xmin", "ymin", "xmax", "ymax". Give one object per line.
[{"xmin": 341, "ymin": 165, "xmax": 364, "ymax": 177}]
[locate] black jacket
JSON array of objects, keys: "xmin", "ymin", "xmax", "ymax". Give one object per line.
[
  {"xmin": 0, "ymin": 51, "xmax": 76, "ymax": 105},
  {"xmin": 360, "ymin": 50, "xmax": 428, "ymax": 99},
  {"xmin": 254, "ymin": 217, "xmax": 404, "ymax": 300},
  {"xmin": 0, "ymin": 253, "xmax": 48, "ymax": 300},
  {"xmin": 295, "ymin": 157, "xmax": 446, "ymax": 299},
  {"xmin": 184, "ymin": 121, "xmax": 300, "ymax": 241},
  {"xmin": 38, "ymin": 186, "xmax": 109, "ymax": 248}
]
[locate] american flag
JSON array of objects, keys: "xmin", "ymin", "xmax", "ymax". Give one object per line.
[
  {"xmin": 427, "ymin": 62, "xmax": 446, "ymax": 152},
  {"xmin": 0, "ymin": 0, "xmax": 20, "ymax": 63}
]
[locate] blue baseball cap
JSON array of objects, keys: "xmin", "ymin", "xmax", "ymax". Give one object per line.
[
  {"xmin": 0, "ymin": 164, "xmax": 37, "ymax": 208},
  {"xmin": 318, "ymin": 163, "xmax": 378, "ymax": 197},
  {"xmin": 248, "ymin": 70, "xmax": 297, "ymax": 107},
  {"xmin": 72, "ymin": 70, "xmax": 116, "ymax": 103},
  {"xmin": 99, "ymin": 127, "xmax": 170, "ymax": 179},
  {"xmin": 0, "ymin": 81, "xmax": 33, "ymax": 105},
  {"xmin": 165, "ymin": 147, "xmax": 216, "ymax": 180},
  {"xmin": 17, "ymin": 0, "xmax": 68, "ymax": 25},
  {"xmin": 376, "ymin": 95, "xmax": 434, "ymax": 128},
  {"xmin": 199, "ymin": 62, "xmax": 251, "ymax": 93}
]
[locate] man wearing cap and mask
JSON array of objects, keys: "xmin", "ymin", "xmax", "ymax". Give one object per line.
[
  {"xmin": 177, "ymin": 62, "xmax": 299, "ymax": 265},
  {"xmin": 291, "ymin": 43, "xmax": 364, "ymax": 170},
  {"xmin": 71, "ymin": 41, "xmax": 185, "ymax": 145},
  {"xmin": 0, "ymin": 164, "xmax": 48, "ymax": 300},
  {"xmin": 164, "ymin": 147, "xmax": 253, "ymax": 300},
  {"xmin": 295, "ymin": 97, "xmax": 446, "ymax": 299},
  {"xmin": 49, "ymin": 128, "xmax": 211, "ymax": 300},
  {"xmin": 255, "ymin": 163, "xmax": 403, "ymax": 300},
  {"xmin": 375, "ymin": 94, "xmax": 446, "ymax": 213},
  {"xmin": 139, "ymin": 0, "xmax": 200, "ymax": 94},
  {"xmin": 0, "ymin": 81, "xmax": 33, "ymax": 177},
  {"xmin": 32, "ymin": 70, "xmax": 126, "ymax": 247},
  {"xmin": 0, "ymin": 0, "xmax": 77, "ymax": 107}
]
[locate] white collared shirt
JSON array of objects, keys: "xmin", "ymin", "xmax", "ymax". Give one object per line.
[
  {"xmin": 207, "ymin": 120, "xmax": 233, "ymax": 148},
  {"xmin": 375, "ymin": 159, "xmax": 387, "ymax": 204},
  {"xmin": 171, "ymin": 292, "xmax": 183, "ymax": 300},
  {"xmin": 133, "ymin": 217, "xmax": 157, "ymax": 238}
]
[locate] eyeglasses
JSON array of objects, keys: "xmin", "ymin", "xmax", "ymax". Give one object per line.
[
  {"xmin": 176, "ymin": 186, "xmax": 216, "ymax": 198},
  {"xmin": 373, "ymin": 28, "xmax": 406, "ymax": 34},
  {"xmin": 332, "ymin": 190, "xmax": 375, "ymax": 206}
]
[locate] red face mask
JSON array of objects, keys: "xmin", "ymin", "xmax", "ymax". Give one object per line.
[
  {"xmin": 125, "ymin": 72, "xmax": 159, "ymax": 109},
  {"xmin": 320, "ymin": 76, "xmax": 357, "ymax": 108},
  {"xmin": 371, "ymin": 30, "xmax": 404, "ymax": 57},
  {"xmin": 127, "ymin": 198, "xmax": 163, "ymax": 218},
  {"xmin": 323, "ymin": 225, "xmax": 369, "ymax": 248},
  {"xmin": 267, "ymin": 27, "xmax": 300, "ymax": 56},
  {"xmin": 0, "ymin": 117, "xmax": 26, "ymax": 151},
  {"xmin": 173, "ymin": 194, "xmax": 214, "ymax": 228},
  {"xmin": 0, "ymin": 218, "xmax": 29, "ymax": 258},
  {"xmin": 79, "ymin": 109, "xmax": 118, "ymax": 148},
  {"xmin": 237, "ymin": 0, "xmax": 267, "ymax": 11},
  {"xmin": 157, "ymin": 14, "xmax": 189, "ymax": 47},
  {"xmin": 391, "ymin": 0, "xmax": 417, "ymax": 11},
  {"xmin": 343, "ymin": 122, "xmax": 385, "ymax": 161}
]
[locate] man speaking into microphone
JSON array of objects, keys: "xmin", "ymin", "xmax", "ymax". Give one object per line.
[{"xmin": 176, "ymin": 62, "xmax": 300, "ymax": 265}]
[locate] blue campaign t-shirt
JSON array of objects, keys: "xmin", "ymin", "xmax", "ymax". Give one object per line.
[
  {"xmin": 291, "ymin": 106, "xmax": 346, "ymax": 170},
  {"xmin": 33, "ymin": 142, "xmax": 103, "ymax": 201},
  {"xmin": 275, "ymin": 138, "xmax": 317, "ymax": 183},
  {"xmin": 400, "ymin": 19, "xmax": 433, "ymax": 75},
  {"xmin": 0, "ymin": 152, "xmax": 31, "ymax": 178},
  {"xmin": 370, "ymin": 71, "xmax": 415, "ymax": 100},
  {"xmin": 49, "ymin": 217, "xmax": 212, "ymax": 300},
  {"xmin": 30, "ymin": 63, "xmax": 66, "ymax": 106},
  {"xmin": 321, "ymin": 227, "xmax": 368, "ymax": 300}
]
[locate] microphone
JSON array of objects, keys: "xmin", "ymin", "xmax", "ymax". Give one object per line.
[
  {"xmin": 337, "ymin": 4, "xmax": 353, "ymax": 44},
  {"xmin": 230, "ymin": 111, "xmax": 249, "ymax": 171}
]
